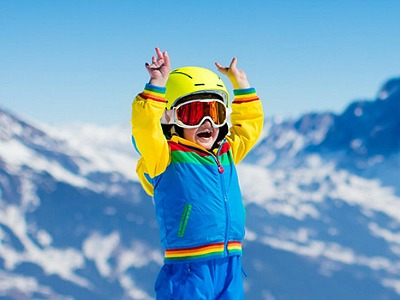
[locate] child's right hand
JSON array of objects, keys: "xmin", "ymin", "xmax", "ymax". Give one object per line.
[{"xmin": 145, "ymin": 47, "xmax": 170, "ymax": 87}]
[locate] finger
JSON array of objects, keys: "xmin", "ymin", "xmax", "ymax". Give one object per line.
[
  {"xmin": 152, "ymin": 56, "xmax": 157, "ymax": 64},
  {"xmin": 215, "ymin": 62, "xmax": 227, "ymax": 72},
  {"xmin": 155, "ymin": 47, "xmax": 163, "ymax": 59},
  {"xmin": 163, "ymin": 51, "xmax": 171, "ymax": 68},
  {"xmin": 145, "ymin": 62, "xmax": 155, "ymax": 73},
  {"xmin": 229, "ymin": 57, "xmax": 237, "ymax": 69},
  {"xmin": 145, "ymin": 62, "xmax": 156, "ymax": 71}
]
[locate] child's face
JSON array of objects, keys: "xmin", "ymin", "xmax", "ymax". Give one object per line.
[{"xmin": 183, "ymin": 120, "xmax": 219, "ymax": 150}]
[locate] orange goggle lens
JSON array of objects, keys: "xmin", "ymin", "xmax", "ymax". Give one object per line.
[{"xmin": 175, "ymin": 100, "xmax": 227, "ymax": 127}]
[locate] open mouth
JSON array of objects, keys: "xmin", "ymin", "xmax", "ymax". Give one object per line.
[{"xmin": 197, "ymin": 130, "xmax": 212, "ymax": 138}]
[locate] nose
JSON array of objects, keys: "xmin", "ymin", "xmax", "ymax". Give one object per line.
[{"xmin": 200, "ymin": 119, "xmax": 213, "ymax": 127}]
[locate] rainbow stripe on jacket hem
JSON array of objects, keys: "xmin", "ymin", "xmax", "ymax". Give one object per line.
[{"xmin": 164, "ymin": 241, "xmax": 242, "ymax": 262}]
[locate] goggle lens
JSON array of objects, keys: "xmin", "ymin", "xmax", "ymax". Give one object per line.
[{"xmin": 176, "ymin": 100, "xmax": 226, "ymax": 127}]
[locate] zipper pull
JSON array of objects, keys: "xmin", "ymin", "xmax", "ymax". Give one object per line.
[{"xmin": 214, "ymin": 142, "xmax": 225, "ymax": 173}]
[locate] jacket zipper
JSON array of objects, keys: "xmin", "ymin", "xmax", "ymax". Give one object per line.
[{"xmin": 216, "ymin": 141, "xmax": 230, "ymax": 256}]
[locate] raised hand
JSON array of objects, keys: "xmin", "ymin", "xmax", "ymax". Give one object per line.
[
  {"xmin": 145, "ymin": 47, "xmax": 171, "ymax": 87},
  {"xmin": 215, "ymin": 58, "xmax": 250, "ymax": 89}
]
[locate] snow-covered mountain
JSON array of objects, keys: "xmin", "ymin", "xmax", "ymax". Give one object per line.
[{"xmin": 1, "ymin": 77, "xmax": 400, "ymax": 299}]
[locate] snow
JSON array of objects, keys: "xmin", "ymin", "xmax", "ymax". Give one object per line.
[
  {"xmin": 82, "ymin": 232, "xmax": 161, "ymax": 299},
  {"xmin": 36, "ymin": 229, "xmax": 53, "ymax": 247},
  {"xmin": 239, "ymin": 157, "xmax": 334, "ymax": 220},
  {"xmin": 382, "ymin": 278, "xmax": 400, "ymax": 295},
  {"xmin": 117, "ymin": 242, "xmax": 163, "ymax": 272},
  {"xmin": 369, "ymin": 223, "xmax": 400, "ymax": 246},
  {"xmin": 0, "ymin": 119, "xmax": 141, "ymax": 196},
  {"xmin": 44, "ymin": 122, "xmax": 139, "ymax": 181},
  {"xmin": 119, "ymin": 274, "xmax": 153, "ymax": 300},
  {"xmin": 83, "ymin": 231, "xmax": 163, "ymax": 275},
  {"xmin": 83, "ymin": 231, "xmax": 120, "ymax": 277},
  {"xmin": 0, "ymin": 271, "xmax": 72, "ymax": 300},
  {"xmin": 261, "ymin": 233, "xmax": 400, "ymax": 274},
  {"xmin": 330, "ymin": 171, "xmax": 400, "ymax": 221},
  {"xmin": 19, "ymin": 173, "xmax": 41, "ymax": 210},
  {"xmin": 354, "ymin": 107, "xmax": 363, "ymax": 116},
  {"xmin": 0, "ymin": 139, "xmax": 93, "ymax": 189},
  {"xmin": 239, "ymin": 154, "xmax": 400, "ymax": 222},
  {"xmin": 0, "ymin": 205, "xmax": 88, "ymax": 288}
]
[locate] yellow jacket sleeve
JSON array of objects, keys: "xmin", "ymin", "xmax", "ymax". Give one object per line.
[
  {"xmin": 226, "ymin": 88, "xmax": 264, "ymax": 164},
  {"xmin": 131, "ymin": 84, "xmax": 170, "ymax": 196}
]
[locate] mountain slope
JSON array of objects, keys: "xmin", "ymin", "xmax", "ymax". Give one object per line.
[
  {"xmin": 0, "ymin": 109, "xmax": 160, "ymax": 299},
  {"xmin": 240, "ymin": 77, "xmax": 400, "ymax": 299}
]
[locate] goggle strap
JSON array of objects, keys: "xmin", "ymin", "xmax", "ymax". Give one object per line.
[{"xmin": 160, "ymin": 110, "xmax": 176, "ymax": 125}]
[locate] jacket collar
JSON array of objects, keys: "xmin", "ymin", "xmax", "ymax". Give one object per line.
[{"xmin": 170, "ymin": 135, "xmax": 223, "ymax": 155}]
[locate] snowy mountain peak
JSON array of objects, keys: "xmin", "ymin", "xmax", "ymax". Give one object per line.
[
  {"xmin": 322, "ymin": 77, "xmax": 400, "ymax": 157},
  {"xmin": 251, "ymin": 77, "xmax": 400, "ymax": 170},
  {"xmin": 0, "ymin": 107, "xmax": 62, "ymax": 152},
  {"xmin": 0, "ymin": 107, "xmax": 139, "ymax": 195},
  {"xmin": 378, "ymin": 77, "xmax": 400, "ymax": 101}
]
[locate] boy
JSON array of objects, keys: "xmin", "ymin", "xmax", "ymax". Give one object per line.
[{"xmin": 131, "ymin": 48, "xmax": 264, "ymax": 299}]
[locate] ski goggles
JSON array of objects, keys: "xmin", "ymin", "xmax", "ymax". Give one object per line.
[{"xmin": 161, "ymin": 99, "xmax": 227, "ymax": 128}]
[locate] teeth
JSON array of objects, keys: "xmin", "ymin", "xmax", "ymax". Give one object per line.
[{"xmin": 197, "ymin": 130, "xmax": 212, "ymax": 138}]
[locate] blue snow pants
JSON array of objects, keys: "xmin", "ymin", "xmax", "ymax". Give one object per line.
[{"xmin": 155, "ymin": 256, "xmax": 244, "ymax": 300}]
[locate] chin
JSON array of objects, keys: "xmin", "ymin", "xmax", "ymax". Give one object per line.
[{"xmin": 198, "ymin": 140, "xmax": 216, "ymax": 150}]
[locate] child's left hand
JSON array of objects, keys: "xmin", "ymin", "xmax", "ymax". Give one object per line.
[{"xmin": 215, "ymin": 58, "xmax": 250, "ymax": 90}]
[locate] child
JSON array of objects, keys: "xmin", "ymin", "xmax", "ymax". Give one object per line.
[{"xmin": 131, "ymin": 48, "xmax": 264, "ymax": 299}]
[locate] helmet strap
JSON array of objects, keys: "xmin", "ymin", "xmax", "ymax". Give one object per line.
[{"xmin": 171, "ymin": 125, "xmax": 183, "ymax": 138}]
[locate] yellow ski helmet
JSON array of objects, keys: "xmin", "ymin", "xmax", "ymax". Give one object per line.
[{"xmin": 165, "ymin": 66, "xmax": 229, "ymax": 109}]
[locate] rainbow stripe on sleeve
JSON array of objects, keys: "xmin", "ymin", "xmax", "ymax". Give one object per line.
[
  {"xmin": 233, "ymin": 87, "xmax": 259, "ymax": 104},
  {"xmin": 164, "ymin": 241, "xmax": 242, "ymax": 262},
  {"xmin": 140, "ymin": 83, "xmax": 166, "ymax": 103}
]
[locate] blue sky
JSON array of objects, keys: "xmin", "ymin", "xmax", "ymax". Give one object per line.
[{"xmin": 1, "ymin": 0, "xmax": 400, "ymax": 126}]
